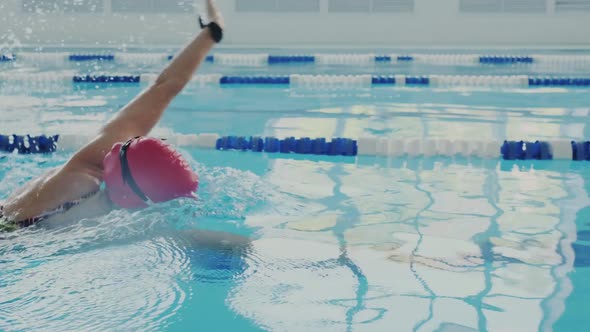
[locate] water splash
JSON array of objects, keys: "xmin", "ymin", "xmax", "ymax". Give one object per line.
[{"xmin": 0, "ymin": 152, "xmax": 272, "ymax": 330}]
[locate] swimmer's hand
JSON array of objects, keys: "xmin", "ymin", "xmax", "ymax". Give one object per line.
[{"xmin": 205, "ymin": 0, "xmax": 224, "ymax": 30}]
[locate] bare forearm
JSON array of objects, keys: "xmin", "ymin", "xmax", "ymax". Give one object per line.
[
  {"xmin": 157, "ymin": 0, "xmax": 223, "ymax": 88},
  {"xmin": 74, "ymin": 28, "xmax": 218, "ymax": 168},
  {"xmin": 102, "ymin": 27, "xmax": 217, "ymax": 137},
  {"xmin": 68, "ymin": 1, "xmax": 224, "ymax": 169},
  {"xmin": 156, "ymin": 28, "xmax": 216, "ymax": 88}
]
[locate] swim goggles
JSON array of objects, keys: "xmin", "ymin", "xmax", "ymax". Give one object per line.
[{"xmin": 119, "ymin": 137, "xmax": 154, "ymax": 206}]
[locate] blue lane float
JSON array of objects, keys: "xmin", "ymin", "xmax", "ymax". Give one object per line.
[
  {"xmin": 397, "ymin": 55, "xmax": 414, "ymax": 61},
  {"xmin": 8, "ymin": 52, "xmax": 590, "ymax": 68},
  {"xmin": 73, "ymin": 75, "xmax": 140, "ymax": 83},
  {"xmin": 4, "ymin": 133, "xmax": 590, "ymax": 162},
  {"xmin": 216, "ymin": 136, "xmax": 358, "ymax": 157},
  {"xmin": 479, "ymin": 56, "xmax": 534, "ymax": 64},
  {"xmin": 0, "ymin": 135, "xmax": 59, "ymax": 154},
  {"xmin": 268, "ymin": 55, "xmax": 315, "ymax": 64},
  {"xmin": 219, "ymin": 76, "xmax": 290, "ymax": 85},
  {"xmin": 375, "ymin": 55, "xmax": 392, "ymax": 62},
  {"xmin": 3, "ymin": 71, "xmax": 590, "ymax": 88},
  {"xmin": 405, "ymin": 76, "xmax": 430, "ymax": 85},
  {"xmin": 69, "ymin": 54, "xmax": 115, "ymax": 62},
  {"xmin": 0, "ymin": 54, "xmax": 15, "ymax": 62},
  {"xmin": 371, "ymin": 76, "xmax": 396, "ymax": 85},
  {"xmin": 529, "ymin": 77, "xmax": 590, "ymax": 87},
  {"xmin": 571, "ymin": 141, "xmax": 590, "ymax": 161},
  {"xmin": 500, "ymin": 141, "xmax": 552, "ymax": 160}
]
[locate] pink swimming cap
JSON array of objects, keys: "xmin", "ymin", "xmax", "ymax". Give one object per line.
[{"xmin": 103, "ymin": 137, "xmax": 199, "ymax": 209}]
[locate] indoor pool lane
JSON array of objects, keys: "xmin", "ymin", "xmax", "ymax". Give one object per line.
[
  {"xmin": 195, "ymin": 155, "xmax": 586, "ymax": 331},
  {"xmin": 3, "ymin": 49, "xmax": 590, "ymax": 77},
  {"xmin": 2, "ymin": 50, "xmax": 590, "ymax": 331},
  {"xmin": 2, "ymin": 143, "xmax": 588, "ymax": 331},
  {"xmin": 1, "ymin": 138, "xmax": 589, "ymax": 331},
  {"xmin": 2, "ymin": 85, "xmax": 590, "ymax": 144}
]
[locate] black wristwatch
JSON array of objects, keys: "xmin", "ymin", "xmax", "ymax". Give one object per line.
[{"xmin": 199, "ymin": 16, "xmax": 223, "ymax": 43}]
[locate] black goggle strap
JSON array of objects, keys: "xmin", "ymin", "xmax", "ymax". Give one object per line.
[{"xmin": 119, "ymin": 137, "xmax": 154, "ymax": 205}]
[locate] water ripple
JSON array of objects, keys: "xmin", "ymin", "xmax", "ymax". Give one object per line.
[
  {"xmin": 0, "ymin": 156, "xmax": 267, "ymax": 331},
  {"xmin": 0, "ymin": 238, "xmax": 190, "ymax": 331}
]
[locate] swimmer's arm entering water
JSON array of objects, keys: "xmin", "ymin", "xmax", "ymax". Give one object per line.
[{"xmin": 70, "ymin": 0, "xmax": 223, "ymax": 171}]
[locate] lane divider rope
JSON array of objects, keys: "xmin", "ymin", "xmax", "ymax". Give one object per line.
[
  {"xmin": 2, "ymin": 52, "xmax": 590, "ymax": 67},
  {"xmin": 1, "ymin": 73, "xmax": 589, "ymax": 88},
  {"xmin": 1, "ymin": 133, "xmax": 587, "ymax": 161}
]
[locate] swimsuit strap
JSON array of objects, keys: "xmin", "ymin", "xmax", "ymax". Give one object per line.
[
  {"xmin": 34, "ymin": 190, "xmax": 100, "ymax": 221},
  {"xmin": 0, "ymin": 190, "xmax": 100, "ymax": 232},
  {"xmin": 0, "ymin": 206, "xmax": 19, "ymax": 232}
]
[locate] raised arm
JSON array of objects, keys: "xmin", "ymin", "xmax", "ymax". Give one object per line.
[{"xmin": 69, "ymin": 0, "xmax": 223, "ymax": 171}]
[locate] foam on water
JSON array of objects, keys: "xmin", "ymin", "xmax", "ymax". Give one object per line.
[{"xmin": 0, "ymin": 150, "xmax": 276, "ymax": 331}]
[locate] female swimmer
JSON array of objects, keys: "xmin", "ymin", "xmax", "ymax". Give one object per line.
[{"xmin": 1, "ymin": 0, "xmax": 224, "ymax": 232}]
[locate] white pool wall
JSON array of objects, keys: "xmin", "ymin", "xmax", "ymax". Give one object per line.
[{"xmin": 0, "ymin": 0, "xmax": 589, "ymax": 48}]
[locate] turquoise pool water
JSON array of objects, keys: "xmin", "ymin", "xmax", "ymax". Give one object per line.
[{"xmin": 1, "ymin": 49, "xmax": 590, "ymax": 331}]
